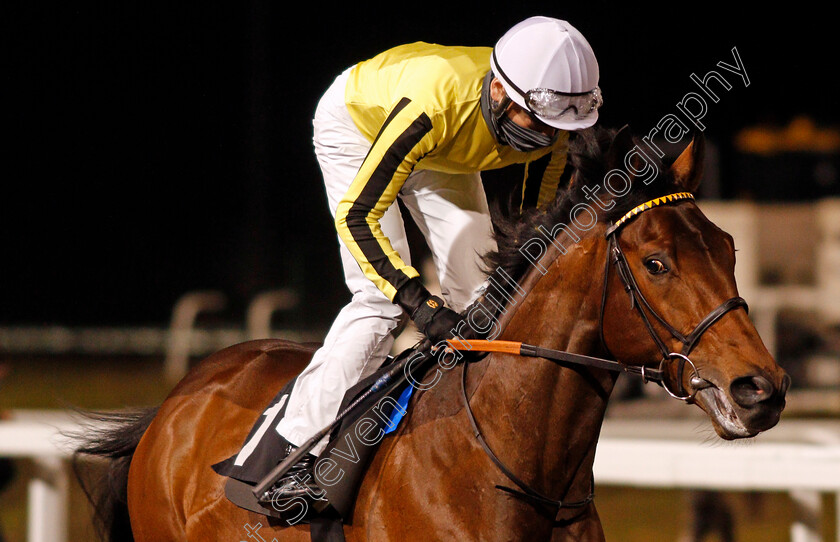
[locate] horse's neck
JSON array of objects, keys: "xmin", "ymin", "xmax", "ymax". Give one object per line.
[{"xmin": 471, "ymin": 233, "xmax": 616, "ymax": 501}]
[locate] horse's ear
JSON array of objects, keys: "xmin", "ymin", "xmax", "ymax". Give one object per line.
[
  {"xmin": 671, "ymin": 133, "xmax": 705, "ymax": 193},
  {"xmin": 606, "ymin": 125, "xmax": 635, "ymax": 169}
]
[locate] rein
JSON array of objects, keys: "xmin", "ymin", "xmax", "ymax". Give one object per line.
[
  {"xmin": 447, "ymin": 192, "xmax": 748, "ymax": 515},
  {"xmin": 447, "ymin": 339, "xmax": 666, "ymax": 382}
]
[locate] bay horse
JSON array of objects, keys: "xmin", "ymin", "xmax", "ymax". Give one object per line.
[{"xmin": 75, "ymin": 126, "xmax": 789, "ymax": 541}]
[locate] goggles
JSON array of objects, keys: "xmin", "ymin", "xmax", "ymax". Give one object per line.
[
  {"xmin": 525, "ymin": 86, "xmax": 603, "ymax": 120},
  {"xmin": 492, "ymin": 50, "xmax": 603, "ymax": 121}
]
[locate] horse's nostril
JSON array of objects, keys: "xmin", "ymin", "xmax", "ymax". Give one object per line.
[
  {"xmin": 730, "ymin": 375, "xmax": 775, "ymax": 408},
  {"xmin": 780, "ymin": 374, "xmax": 792, "ymax": 396}
]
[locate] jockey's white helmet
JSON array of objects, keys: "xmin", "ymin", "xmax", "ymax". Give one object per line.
[{"xmin": 490, "ymin": 16, "xmax": 602, "ymax": 130}]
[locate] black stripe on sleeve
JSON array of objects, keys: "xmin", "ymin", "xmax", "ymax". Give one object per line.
[{"xmin": 345, "ymin": 100, "xmax": 433, "ymax": 292}]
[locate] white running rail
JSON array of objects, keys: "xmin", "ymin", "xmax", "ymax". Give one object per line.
[{"xmin": 2, "ymin": 412, "xmax": 839, "ymax": 542}]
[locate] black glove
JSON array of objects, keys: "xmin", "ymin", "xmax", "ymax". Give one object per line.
[{"xmin": 395, "ymin": 277, "xmax": 466, "ymax": 344}]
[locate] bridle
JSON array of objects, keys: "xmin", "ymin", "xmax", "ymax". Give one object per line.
[
  {"xmin": 450, "ymin": 191, "xmax": 748, "ymax": 515},
  {"xmin": 599, "ymin": 191, "xmax": 749, "ymax": 401}
]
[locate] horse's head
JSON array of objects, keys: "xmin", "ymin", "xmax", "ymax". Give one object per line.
[{"xmin": 592, "ymin": 127, "xmax": 790, "ymax": 440}]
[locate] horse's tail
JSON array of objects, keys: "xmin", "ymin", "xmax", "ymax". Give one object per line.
[{"xmin": 71, "ymin": 407, "xmax": 159, "ymax": 542}]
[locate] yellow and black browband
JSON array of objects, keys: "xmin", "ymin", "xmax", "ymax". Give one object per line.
[{"xmin": 604, "ymin": 192, "xmax": 695, "ymax": 237}]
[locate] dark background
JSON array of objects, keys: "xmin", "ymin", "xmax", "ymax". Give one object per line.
[{"xmin": 3, "ymin": 2, "xmax": 837, "ymax": 328}]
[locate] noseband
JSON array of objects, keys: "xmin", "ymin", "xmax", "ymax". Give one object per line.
[{"xmin": 599, "ymin": 192, "xmax": 748, "ymax": 401}]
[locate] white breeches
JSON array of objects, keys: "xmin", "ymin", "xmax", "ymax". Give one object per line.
[{"xmin": 275, "ymin": 67, "xmax": 496, "ymax": 454}]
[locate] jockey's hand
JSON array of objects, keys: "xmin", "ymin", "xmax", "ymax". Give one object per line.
[
  {"xmin": 422, "ymin": 305, "xmax": 465, "ymax": 344},
  {"xmin": 395, "ymin": 278, "xmax": 467, "ymax": 344}
]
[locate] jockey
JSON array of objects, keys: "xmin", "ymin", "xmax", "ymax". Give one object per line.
[{"xmin": 269, "ymin": 16, "xmax": 602, "ymax": 498}]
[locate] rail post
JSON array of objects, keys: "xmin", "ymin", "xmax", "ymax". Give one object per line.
[
  {"xmin": 246, "ymin": 289, "xmax": 299, "ymax": 340},
  {"xmin": 27, "ymin": 456, "xmax": 68, "ymax": 542},
  {"xmin": 164, "ymin": 290, "xmax": 227, "ymax": 385}
]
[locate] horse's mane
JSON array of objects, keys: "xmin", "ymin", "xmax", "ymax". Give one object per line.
[{"xmin": 482, "ymin": 125, "xmax": 683, "ymax": 288}]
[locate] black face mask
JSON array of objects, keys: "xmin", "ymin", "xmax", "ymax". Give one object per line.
[{"xmin": 480, "ymin": 71, "xmax": 558, "ymax": 152}]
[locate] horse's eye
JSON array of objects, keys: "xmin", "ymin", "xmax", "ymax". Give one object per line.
[{"xmin": 644, "ymin": 258, "xmax": 668, "ymax": 275}]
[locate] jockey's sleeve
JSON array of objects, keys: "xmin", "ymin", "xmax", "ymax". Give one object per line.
[
  {"xmin": 535, "ymin": 132, "xmax": 569, "ymax": 209},
  {"xmin": 334, "ymin": 97, "xmax": 436, "ymax": 302}
]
